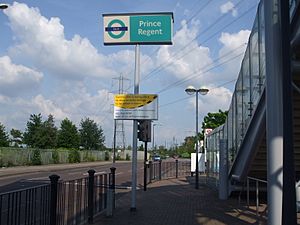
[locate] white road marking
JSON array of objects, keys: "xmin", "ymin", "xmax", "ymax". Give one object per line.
[
  {"xmin": 82, "ymin": 171, "xmax": 108, "ymax": 176},
  {"xmin": 26, "ymin": 177, "xmax": 48, "ymax": 181}
]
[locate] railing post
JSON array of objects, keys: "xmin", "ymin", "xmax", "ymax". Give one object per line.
[
  {"xmin": 110, "ymin": 167, "xmax": 116, "ymax": 209},
  {"xmin": 256, "ymin": 180, "xmax": 259, "ymax": 216},
  {"xmin": 247, "ymin": 178, "xmax": 250, "ymax": 207},
  {"xmin": 106, "ymin": 170, "xmax": 115, "ymax": 217},
  {"xmin": 88, "ymin": 169, "xmax": 95, "ymax": 224},
  {"xmin": 159, "ymin": 160, "xmax": 162, "ymax": 180},
  {"xmin": 49, "ymin": 174, "xmax": 60, "ymax": 225},
  {"xmin": 149, "ymin": 161, "xmax": 153, "ymax": 183},
  {"xmin": 175, "ymin": 160, "xmax": 178, "ymax": 178}
]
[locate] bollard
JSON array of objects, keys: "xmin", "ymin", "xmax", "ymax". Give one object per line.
[
  {"xmin": 110, "ymin": 167, "xmax": 116, "ymax": 209},
  {"xmin": 49, "ymin": 174, "xmax": 60, "ymax": 225},
  {"xmin": 149, "ymin": 161, "xmax": 153, "ymax": 183},
  {"xmin": 159, "ymin": 160, "xmax": 162, "ymax": 180},
  {"xmin": 106, "ymin": 173, "xmax": 113, "ymax": 217},
  {"xmin": 88, "ymin": 169, "xmax": 95, "ymax": 224},
  {"xmin": 175, "ymin": 160, "xmax": 178, "ymax": 178}
]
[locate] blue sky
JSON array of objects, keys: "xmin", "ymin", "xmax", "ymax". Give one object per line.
[{"xmin": 0, "ymin": 0, "xmax": 259, "ymax": 148}]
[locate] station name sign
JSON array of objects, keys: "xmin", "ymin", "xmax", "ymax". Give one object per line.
[
  {"xmin": 103, "ymin": 12, "xmax": 173, "ymax": 45},
  {"xmin": 114, "ymin": 94, "xmax": 158, "ymax": 120}
]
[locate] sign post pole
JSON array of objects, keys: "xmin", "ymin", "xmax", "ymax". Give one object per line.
[
  {"xmin": 131, "ymin": 44, "xmax": 140, "ymax": 211},
  {"xmin": 104, "ymin": 12, "xmax": 173, "ymax": 212}
]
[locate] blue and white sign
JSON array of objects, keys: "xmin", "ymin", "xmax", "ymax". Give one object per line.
[{"xmin": 103, "ymin": 13, "xmax": 173, "ymax": 45}]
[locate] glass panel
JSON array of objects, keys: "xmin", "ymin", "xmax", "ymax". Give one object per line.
[
  {"xmin": 250, "ymin": 16, "xmax": 260, "ymax": 113},
  {"xmin": 227, "ymin": 106, "xmax": 233, "ymax": 166},
  {"xmin": 235, "ymin": 73, "xmax": 243, "ymax": 149},
  {"xmin": 242, "ymin": 47, "xmax": 251, "ymax": 131},
  {"xmin": 259, "ymin": 2, "xmax": 266, "ymax": 87}
]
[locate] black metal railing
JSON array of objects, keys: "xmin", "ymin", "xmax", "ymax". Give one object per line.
[
  {"xmin": 0, "ymin": 168, "xmax": 115, "ymax": 225},
  {"xmin": 147, "ymin": 160, "xmax": 191, "ymax": 183},
  {"xmin": 0, "ymin": 183, "xmax": 51, "ymax": 225}
]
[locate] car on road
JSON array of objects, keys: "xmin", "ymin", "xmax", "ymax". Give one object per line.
[{"xmin": 153, "ymin": 155, "xmax": 161, "ymax": 161}]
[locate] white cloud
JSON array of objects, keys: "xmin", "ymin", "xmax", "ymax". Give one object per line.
[
  {"xmin": 0, "ymin": 87, "xmax": 114, "ymax": 143},
  {"xmin": 156, "ymin": 20, "xmax": 213, "ymax": 83},
  {"xmin": 0, "ymin": 56, "xmax": 43, "ymax": 96},
  {"xmin": 218, "ymin": 30, "xmax": 251, "ymax": 81},
  {"xmin": 220, "ymin": 1, "xmax": 238, "ymax": 17},
  {"xmin": 187, "ymin": 86, "xmax": 232, "ymax": 114},
  {"xmin": 4, "ymin": 2, "xmax": 115, "ymax": 80}
]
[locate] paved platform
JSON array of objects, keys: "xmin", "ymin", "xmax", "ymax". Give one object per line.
[{"xmin": 94, "ymin": 177, "xmax": 267, "ymax": 225}]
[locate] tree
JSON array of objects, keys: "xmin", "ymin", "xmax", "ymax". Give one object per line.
[
  {"xmin": 138, "ymin": 144, "xmax": 144, "ymax": 151},
  {"xmin": 0, "ymin": 122, "xmax": 9, "ymax": 147},
  {"xmin": 23, "ymin": 114, "xmax": 43, "ymax": 148},
  {"xmin": 57, "ymin": 118, "xmax": 80, "ymax": 149},
  {"xmin": 79, "ymin": 118, "xmax": 105, "ymax": 150},
  {"xmin": 10, "ymin": 128, "xmax": 23, "ymax": 147},
  {"xmin": 23, "ymin": 114, "xmax": 58, "ymax": 149},
  {"xmin": 37, "ymin": 114, "xmax": 57, "ymax": 149},
  {"xmin": 202, "ymin": 109, "xmax": 228, "ymax": 131},
  {"xmin": 177, "ymin": 109, "xmax": 228, "ymax": 157}
]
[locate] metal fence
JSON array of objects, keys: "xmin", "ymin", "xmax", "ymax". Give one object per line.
[
  {"xmin": 147, "ymin": 160, "xmax": 191, "ymax": 183},
  {"xmin": 0, "ymin": 169, "xmax": 115, "ymax": 225},
  {"xmin": 0, "ymin": 184, "xmax": 50, "ymax": 225}
]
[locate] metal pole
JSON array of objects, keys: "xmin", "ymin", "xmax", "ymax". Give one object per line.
[
  {"xmin": 144, "ymin": 141, "xmax": 147, "ymax": 191},
  {"xmin": 195, "ymin": 91, "xmax": 199, "ymax": 189},
  {"xmin": 256, "ymin": 180, "xmax": 259, "ymax": 216},
  {"xmin": 265, "ymin": 1, "xmax": 283, "ymax": 222},
  {"xmin": 113, "ymin": 120, "xmax": 116, "ymax": 164},
  {"xmin": 49, "ymin": 174, "xmax": 60, "ymax": 225},
  {"xmin": 110, "ymin": 167, "xmax": 116, "ymax": 209},
  {"xmin": 280, "ymin": 0, "xmax": 296, "ymax": 224},
  {"xmin": 247, "ymin": 178, "xmax": 249, "ymax": 207},
  {"xmin": 152, "ymin": 124, "xmax": 155, "ymax": 150},
  {"xmin": 265, "ymin": 0, "xmax": 296, "ymax": 224},
  {"xmin": 175, "ymin": 159, "xmax": 178, "ymax": 178},
  {"xmin": 131, "ymin": 44, "xmax": 140, "ymax": 211},
  {"xmin": 88, "ymin": 169, "xmax": 95, "ymax": 224}
]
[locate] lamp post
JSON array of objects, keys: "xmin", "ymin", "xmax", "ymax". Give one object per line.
[
  {"xmin": 0, "ymin": 3, "xmax": 8, "ymax": 9},
  {"xmin": 152, "ymin": 123, "xmax": 162, "ymax": 151},
  {"xmin": 185, "ymin": 85, "xmax": 209, "ymax": 189},
  {"xmin": 152, "ymin": 123, "xmax": 157, "ymax": 150}
]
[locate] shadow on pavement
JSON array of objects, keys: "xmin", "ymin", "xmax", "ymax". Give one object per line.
[{"xmin": 94, "ymin": 177, "xmax": 267, "ymax": 225}]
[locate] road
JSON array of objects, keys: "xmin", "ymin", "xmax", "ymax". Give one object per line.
[{"xmin": 0, "ymin": 161, "xmax": 145, "ymax": 193}]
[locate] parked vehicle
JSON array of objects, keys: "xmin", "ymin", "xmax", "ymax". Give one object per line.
[{"xmin": 153, "ymin": 155, "xmax": 161, "ymax": 161}]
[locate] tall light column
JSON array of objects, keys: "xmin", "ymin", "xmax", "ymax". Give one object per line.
[{"xmin": 185, "ymin": 86, "xmax": 209, "ymax": 189}]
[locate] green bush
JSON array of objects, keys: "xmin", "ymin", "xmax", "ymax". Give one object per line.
[
  {"xmin": 68, "ymin": 149, "xmax": 81, "ymax": 163},
  {"xmin": 180, "ymin": 152, "xmax": 190, "ymax": 158},
  {"xmin": 52, "ymin": 149, "xmax": 59, "ymax": 164},
  {"xmin": 83, "ymin": 151, "xmax": 95, "ymax": 162},
  {"xmin": 125, "ymin": 153, "xmax": 131, "ymax": 161},
  {"xmin": 116, "ymin": 154, "xmax": 121, "ymax": 160},
  {"xmin": 31, "ymin": 149, "xmax": 42, "ymax": 165},
  {"xmin": 104, "ymin": 151, "xmax": 110, "ymax": 161}
]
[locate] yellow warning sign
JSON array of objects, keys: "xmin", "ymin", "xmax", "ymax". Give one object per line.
[{"xmin": 114, "ymin": 94, "xmax": 157, "ymax": 109}]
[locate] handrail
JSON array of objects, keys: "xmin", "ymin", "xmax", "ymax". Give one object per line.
[
  {"xmin": 246, "ymin": 176, "xmax": 267, "ymax": 216},
  {"xmin": 0, "ymin": 183, "xmax": 50, "ymax": 196}
]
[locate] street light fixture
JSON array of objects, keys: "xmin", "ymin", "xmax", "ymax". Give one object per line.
[
  {"xmin": 185, "ymin": 85, "xmax": 209, "ymax": 189},
  {"xmin": 0, "ymin": 3, "xmax": 8, "ymax": 9}
]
